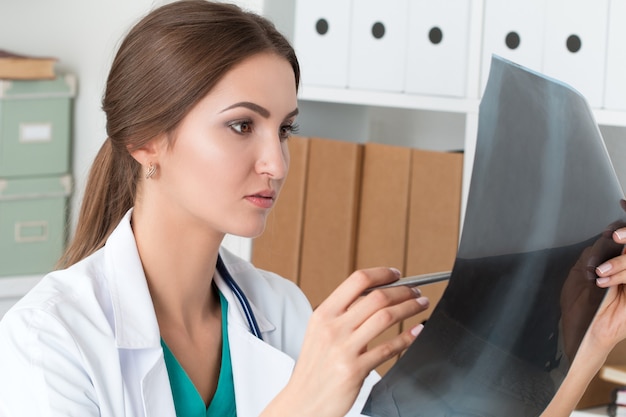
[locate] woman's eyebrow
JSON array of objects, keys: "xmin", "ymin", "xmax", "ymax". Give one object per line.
[
  {"xmin": 220, "ymin": 101, "xmax": 270, "ymax": 117},
  {"xmin": 220, "ymin": 102, "xmax": 299, "ymax": 120},
  {"xmin": 285, "ymin": 108, "xmax": 299, "ymax": 119}
]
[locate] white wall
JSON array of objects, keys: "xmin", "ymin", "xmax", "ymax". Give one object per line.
[
  {"xmin": 0, "ymin": 0, "xmax": 266, "ymax": 259},
  {"xmin": 1, "ymin": 0, "xmax": 158, "ymax": 225}
]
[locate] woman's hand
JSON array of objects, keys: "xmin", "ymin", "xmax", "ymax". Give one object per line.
[
  {"xmin": 588, "ymin": 227, "xmax": 626, "ymax": 351},
  {"xmin": 542, "ymin": 227, "xmax": 626, "ymax": 417},
  {"xmin": 262, "ymin": 267, "xmax": 429, "ymax": 417}
]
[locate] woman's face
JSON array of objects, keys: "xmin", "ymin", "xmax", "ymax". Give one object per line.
[{"xmin": 154, "ymin": 52, "xmax": 298, "ymax": 238}]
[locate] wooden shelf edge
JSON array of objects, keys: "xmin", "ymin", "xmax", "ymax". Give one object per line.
[
  {"xmin": 571, "ymin": 406, "xmax": 609, "ymax": 416},
  {"xmin": 0, "ymin": 275, "xmax": 44, "ymax": 298},
  {"xmin": 299, "ymin": 86, "xmax": 626, "ymax": 128},
  {"xmin": 298, "ymin": 85, "xmax": 479, "ymax": 114}
]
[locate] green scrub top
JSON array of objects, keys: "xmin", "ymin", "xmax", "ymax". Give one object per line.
[{"xmin": 161, "ymin": 291, "xmax": 236, "ymax": 417}]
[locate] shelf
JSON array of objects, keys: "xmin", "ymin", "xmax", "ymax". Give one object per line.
[
  {"xmin": 0, "ymin": 275, "xmax": 44, "ymax": 317},
  {"xmin": 571, "ymin": 406, "xmax": 608, "ymax": 416},
  {"xmin": 298, "ymin": 85, "xmax": 479, "ymax": 114},
  {"xmin": 0, "ymin": 275, "xmax": 43, "ymax": 297},
  {"xmin": 298, "ymin": 86, "xmax": 626, "ymax": 129},
  {"xmin": 594, "ymin": 109, "xmax": 626, "ymax": 128}
]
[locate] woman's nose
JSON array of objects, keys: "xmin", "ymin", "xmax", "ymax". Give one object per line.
[{"xmin": 256, "ymin": 136, "xmax": 288, "ymax": 179}]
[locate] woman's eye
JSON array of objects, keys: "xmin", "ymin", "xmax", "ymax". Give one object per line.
[
  {"xmin": 279, "ymin": 122, "xmax": 300, "ymax": 140},
  {"xmin": 230, "ymin": 120, "xmax": 253, "ymax": 134}
]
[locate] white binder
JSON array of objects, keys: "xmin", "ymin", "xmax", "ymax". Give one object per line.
[
  {"xmin": 348, "ymin": 0, "xmax": 409, "ymax": 92},
  {"xmin": 480, "ymin": 0, "xmax": 547, "ymax": 93},
  {"xmin": 404, "ymin": 0, "xmax": 471, "ymax": 97},
  {"xmin": 293, "ymin": 0, "xmax": 352, "ymax": 88},
  {"xmin": 604, "ymin": 0, "xmax": 626, "ymax": 110},
  {"xmin": 542, "ymin": 0, "xmax": 609, "ymax": 108}
]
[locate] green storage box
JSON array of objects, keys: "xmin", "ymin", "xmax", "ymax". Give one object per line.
[
  {"xmin": 0, "ymin": 174, "xmax": 72, "ymax": 276},
  {"xmin": 0, "ymin": 74, "xmax": 76, "ymax": 177}
]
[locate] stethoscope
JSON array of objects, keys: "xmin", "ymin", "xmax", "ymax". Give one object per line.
[{"xmin": 216, "ymin": 254, "xmax": 263, "ymax": 340}]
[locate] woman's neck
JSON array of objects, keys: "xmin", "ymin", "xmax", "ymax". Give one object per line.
[{"xmin": 131, "ymin": 202, "xmax": 224, "ymax": 331}]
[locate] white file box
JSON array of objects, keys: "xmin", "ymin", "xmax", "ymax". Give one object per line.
[
  {"xmin": 542, "ymin": 0, "xmax": 609, "ymax": 108},
  {"xmin": 481, "ymin": 0, "xmax": 546, "ymax": 93},
  {"xmin": 293, "ymin": 0, "xmax": 352, "ymax": 88},
  {"xmin": 348, "ymin": 0, "xmax": 409, "ymax": 92},
  {"xmin": 604, "ymin": 0, "xmax": 626, "ymax": 110},
  {"xmin": 405, "ymin": 0, "xmax": 471, "ymax": 97}
]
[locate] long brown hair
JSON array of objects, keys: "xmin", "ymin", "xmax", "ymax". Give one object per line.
[{"xmin": 58, "ymin": 0, "xmax": 300, "ymax": 268}]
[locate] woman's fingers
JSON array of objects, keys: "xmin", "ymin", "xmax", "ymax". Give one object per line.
[
  {"xmin": 316, "ymin": 267, "xmax": 401, "ymax": 317},
  {"xmin": 345, "ymin": 285, "xmax": 428, "ymax": 331},
  {"xmin": 317, "ymin": 267, "xmax": 429, "ymax": 349},
  {"xmin": 596, "ymin": 268, "xmax": 626, "ymax": 286},
  {"xmin": 306, "ymin": 267, "xmax": 431, "ymax": 363},
  {"xmin": 614, "ymin": 227, "xmax": 626, "ymax": 244},
  {"xmin": 349, "ymin": 294, "xmax": 429, "ymax": 351},
  {"xmin": 359, "ymin": 323, "xmax": 426, "ymax": 372},
  {"xmin": 595, "ymin": 228, "xmax": 626, "ymax": 285}
]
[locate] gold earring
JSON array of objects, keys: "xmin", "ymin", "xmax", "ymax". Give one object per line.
[{"xmin": 146, "ymin": 162, "xmax": 157, "ymax": 179}]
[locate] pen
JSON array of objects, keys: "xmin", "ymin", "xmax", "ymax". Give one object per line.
[{"xmin": 363, "ymin": 271, "xmax": 451, "ymax": 295}]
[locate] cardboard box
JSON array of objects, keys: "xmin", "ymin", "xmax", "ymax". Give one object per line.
[
  {"xmin": 298, "ymin": 137, "xmax": 362, "ymax": 308},
  {"xmin": 252, "ymin": 136, "xmax": 309, "ymax": 284},
  {"xmin": 603, "ymin": 0, "xmax": 626, "ymax": 111},
  {"xmin": 0, "ymin": 74, "xmax": 76, "ymax": 177},
  {"xmin": 481, "ymin": 0, "xmax": 546, "ymax": 93},
  {"xmin": 355, "ymin": 142, "xmax": 412, "ymax": 272},
  {"xmin": 0, "ymin": 174, "xmax": 72, "ymax": 276},
  {"xmin": 402, "ymin": 149, "xmax": 463, "ymax": 331},
  {"xmin": 542, "ymin": 0, "xmax": 609, "ymax": 109},
  {"xmin": 355, "ymin": 142, "xmax": 412, "ymax": 374},
  {"xmin": 293, "ymin": 0, "xmax": 352, "ymax": 88},
  {"xmin": 405, "ymin": 0, "xmax": 471, "ymax": 97},
  {"xmin": 348, "ymin": 0, "xmax": 409, "ymax": 92}
]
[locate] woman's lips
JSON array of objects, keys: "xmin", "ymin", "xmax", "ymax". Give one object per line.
[{"xmin": 245, "ymin": 191, "xmax": 276, "ymax": 209}]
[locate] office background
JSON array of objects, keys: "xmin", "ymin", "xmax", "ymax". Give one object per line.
[
  {"xmin": 1, "ymin": 2, "xmax": 626, "ymax": 413},
  {"xmin": 4, "ymin": 0, "xmax": 626, "ymax": 263}
]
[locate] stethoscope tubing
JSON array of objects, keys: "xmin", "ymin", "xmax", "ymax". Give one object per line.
[{"xmin": 216, "ymin": 255, "xmax": 263, "ymax": 340}]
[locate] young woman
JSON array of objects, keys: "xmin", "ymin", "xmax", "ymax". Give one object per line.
[
  {"xmin": 0, "ymin": 2, "xmax": 426, "ymax": 416},
  {"xmin": 0, "ymin": 1, "xmax": 625, "ymax": 416}
]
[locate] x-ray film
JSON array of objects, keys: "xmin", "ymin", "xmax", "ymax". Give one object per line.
[{"xmin": 363, "ymin": 56, "xmax": 626, "ymax": 417}]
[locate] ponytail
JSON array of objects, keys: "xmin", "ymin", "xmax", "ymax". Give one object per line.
[{"xmin": 57, "ymin": 137, "xmax": 138, "ymax": 268}]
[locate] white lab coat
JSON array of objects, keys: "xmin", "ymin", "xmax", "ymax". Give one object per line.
[{"xmin": 0, "ymin": 210, "xmax": 378, "ymax": 417}]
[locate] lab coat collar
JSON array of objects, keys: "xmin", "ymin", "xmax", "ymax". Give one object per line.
[
  {"xmin": 104, "ymin": 209, "xmax": 161, "ymax": 350},
  {"xmin": 103, "ymin": 210, "xmax": 176, "ymax": 415},
  {"xmin": 229, "ymin": 325, "xmax": 295, "ymax": 416}
]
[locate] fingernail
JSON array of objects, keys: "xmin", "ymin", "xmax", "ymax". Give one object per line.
[
  {"xmin": 416, "ymin": 296, "xmax": 429, "ymax": 307},
  {"xmin": 411, "ymin": 287, "xmax": 422, "ymax": 297},
  {"xmin": 390, "ymin": 267, "xmax": 401, "ymax": 278},
  {"xmin": 596, "ymin": 277, "xmax": 611, "ymax": 286},
  {"xmin": 597, "ymin": 262, "xmax": 612, "ymax": 275},
  {"xmin": 615, "ymin": 230, "xmax": 626, "ymax": 241},
  {"xmin": 410, "ymin": 323, "xmax": 424, "ymax": 337}
]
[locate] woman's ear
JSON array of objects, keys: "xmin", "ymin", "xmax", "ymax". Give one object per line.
[
  {"xmin": 128, "ymin": 135, "xmax": 165, "ymax": 166},
  {"xmin": 128, "ymin": 136, "xmax": 167, "ymax": 180}
]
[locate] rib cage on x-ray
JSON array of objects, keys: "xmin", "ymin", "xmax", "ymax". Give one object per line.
[{"xmin": 362, "ymin": 56, "xmax": 626, "ymax": 417}]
